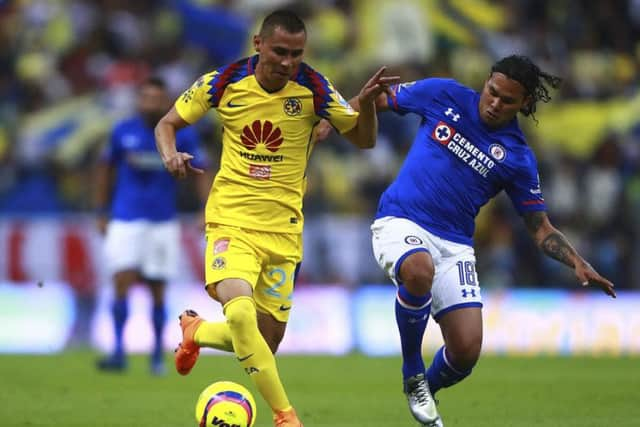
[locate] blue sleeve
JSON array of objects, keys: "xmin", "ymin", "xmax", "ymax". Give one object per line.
[
  {"xmin": 176, "ymin": 127, "xmax": 209, "ymax": 169},
  {"xmin": 100, "ymin": 125, "xmax": 122, "ymax": 164},
  {"xmin": 386, "ymin": 78, "xmax": 449, "ymax": 117},
  {"xmin": 505, "ymin": 150, "xmax": 547, "ymax": 215}
]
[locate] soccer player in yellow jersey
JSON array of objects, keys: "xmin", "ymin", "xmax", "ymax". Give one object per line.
[{"xmin": 155, "ymin": 9, "xmax": 398, "ymax": 427}]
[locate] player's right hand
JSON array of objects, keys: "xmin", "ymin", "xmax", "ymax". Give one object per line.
[
  {"xmin": 358, "ymin": 66, "xmax": 400, "ymax": 105},
  {"xmin": 163, "ymin": 152, "xmax": 204, "ymax": 179}
]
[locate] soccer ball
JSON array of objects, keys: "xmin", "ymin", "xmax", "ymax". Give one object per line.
[{"xmin": 195, "ymin": 381, "xmax": 257, "ymax": 427}]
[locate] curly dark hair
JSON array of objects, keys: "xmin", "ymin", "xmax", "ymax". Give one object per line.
[{"xmin": 491, "ymin": 55, "xmax": 562, "ymax": 122}]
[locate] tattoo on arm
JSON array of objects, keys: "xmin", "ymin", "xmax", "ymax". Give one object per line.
[{"xmin": 540, "ymin": 232, "xmax": 576, "ymax": 268}]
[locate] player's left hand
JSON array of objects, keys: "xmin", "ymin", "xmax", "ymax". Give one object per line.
[
  {"xmin": 314, "ymin": 119, "xmax": 333, "ymax": 142},
  {"xmin": 358, "ymin": 66, "xmax": 400, "ymax": 105},
  {"xmin": 576, "ymin": 261, "xmax": 616, "ymax": 298}
]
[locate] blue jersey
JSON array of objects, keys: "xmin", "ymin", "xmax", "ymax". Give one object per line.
[
  {"xmin": 377, "ymin": 78, "xmax": 546, "ymax": 245},
  {"xmin": 102, "ymin": 115, "xmax": 206, "ymax": 221}
]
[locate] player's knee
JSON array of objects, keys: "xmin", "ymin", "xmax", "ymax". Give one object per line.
[
  {"xmin": 147, "ymin": 281, "xmax": 165, "ymax": 304},
  {"xmin": 400, "ymin": 265, "xmax": 434, "ymax": 294},
  {"xmin": 114, "ymin": 271, "xmax": 136, "ymax": 297},
  {"xmin": 399, "ymin": 254, "xmax": 434, "ymax": 293},
  {"xmin": 224, "ymin": 297, "xmax": 257, "ymax": 330}
]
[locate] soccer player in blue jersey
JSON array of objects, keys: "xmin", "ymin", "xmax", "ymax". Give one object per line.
[
  {"xmin": 352, "ymin": 55, "xmax": 617, "ymax": 426},
  {"xmin": 95, "ymin": 77, "xmax": 209, "ymax": 375}
]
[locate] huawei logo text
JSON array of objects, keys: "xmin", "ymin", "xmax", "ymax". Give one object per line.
[{"xmin": 241, "ymin": 120, "xmax": 283, "ymax": 152}]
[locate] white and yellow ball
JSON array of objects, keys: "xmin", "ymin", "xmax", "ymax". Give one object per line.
[{"xmin": 195, "ymin": 381, "xmax": 257, "ymax": 427}]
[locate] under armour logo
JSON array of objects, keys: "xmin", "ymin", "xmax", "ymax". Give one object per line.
[
  {"xmin": 445, "ymin": 107, "xmax": 460, "ymax": 122},
  {"xmin": 461, "ymin": 289, "xmax": 476, "ymax": 298}
]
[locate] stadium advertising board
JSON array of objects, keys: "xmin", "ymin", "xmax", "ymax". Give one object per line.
[{"xmin": 1, "ymin": 282, "xmax": 638, "ymax": 356}]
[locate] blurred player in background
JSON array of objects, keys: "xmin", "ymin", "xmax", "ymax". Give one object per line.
[
  {"xmin": 347, "ymin": 55, "xmax": 616, "ymax": 426},
  {"xmin": 154, "ymin": 9, "xmax": 397, "ymax": 427},
  {"xmin": 94, "ymin": 77, "xmax": 209, "ymax": 375}
]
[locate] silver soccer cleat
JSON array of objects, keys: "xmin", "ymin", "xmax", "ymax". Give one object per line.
[
  {"xmin": 420, "ymin": 417, "xmax": 444, "ymax": 427},
  {"xmin": 403, "ymin": 373, "xmax": 443, "ymax": 426}
]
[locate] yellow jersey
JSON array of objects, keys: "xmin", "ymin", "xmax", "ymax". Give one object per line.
[{"xmin": 176, "ymin": 55, "xmax": 359, "ymax": 234}]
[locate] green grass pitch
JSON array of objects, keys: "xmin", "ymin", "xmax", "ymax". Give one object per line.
[{"xmin": 1, "ymin": 352, "xmax": 638, "ymax": 426}]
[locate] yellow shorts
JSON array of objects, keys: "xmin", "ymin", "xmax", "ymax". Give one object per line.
[{"xmin": 204, "ymin": 223, "xmax": 302, "ymax": 322}]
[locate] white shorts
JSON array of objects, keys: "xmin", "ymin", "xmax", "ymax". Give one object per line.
[
  {"xmin": 104, "ymin": 219, "xmax": 180, "ymax": 281},
  {"xmin": 371, "ymin": 216, "xmax": 482, "ymax": 320}
]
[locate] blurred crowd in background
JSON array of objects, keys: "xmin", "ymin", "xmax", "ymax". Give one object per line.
[{"xmin": 1, "ymin": 0, "xmax": 640, "ymax": 290}]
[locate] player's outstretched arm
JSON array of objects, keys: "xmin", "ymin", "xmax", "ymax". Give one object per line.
[
  {"xmin": 343, "ymin": 66, "xmax": 399, "ymax": 148},
  {"xmin": 155, "ymin": 107, "xmax": 204, "ymax": 179},
  {"xmin": 523, "ymin": 211, "xmax": 616, "ymax": 298}
]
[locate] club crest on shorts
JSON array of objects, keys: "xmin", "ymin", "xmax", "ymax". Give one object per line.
[
  {"xmin": 212, "ymin": 256, "xmax": 226, "ymax": 270},
  {"xmin": 404, "ymin": 235, "xmax": 423, "ymax": 245}
]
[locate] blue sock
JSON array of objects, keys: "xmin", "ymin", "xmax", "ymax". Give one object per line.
[
  {"xmin": 112, "ymin": 298, "xmax": 128, "ymax": 358},
  {"xmin": 426, "ymin": 346, "xmax": 473, "ymax": 395},
  {"xmin": 151, "ymin": 304, "xmax": 166, "ymax": 361},
  {"xmin": 395, "ymin": 285, "xmax": 431, "ymax": 380}
]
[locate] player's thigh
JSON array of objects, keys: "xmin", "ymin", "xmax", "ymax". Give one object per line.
[
  {"xmin": 204, "ymin": 224, "xmax": 261, "ymax": 299},
  {"xmin": 371, "ymin": 216, "xmax": 438, "ymax": 285},
  {"xmin": 254, "ymin": 234, "xmax": 301, "ymax": 324},
  {"xmin": 141, "ymin": 220, "xmax": 180, "ymax": 281},
  {"xmin": 431, "ymin": 244, "xmax": 482, "ymax": 322},
  {"xmin": 104, "ymin": 220, "xmax": 145, "ymax": 274}
]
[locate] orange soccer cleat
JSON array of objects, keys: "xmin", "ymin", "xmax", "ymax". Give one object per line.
[
  {"xmin": 273, "ymin": 408, "xmax": 304, "ymax": 427},
  {"xmin": 174, "ymin": 309, "xmax": 204, "ymax": 375}
]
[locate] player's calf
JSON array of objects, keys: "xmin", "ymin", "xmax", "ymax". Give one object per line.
[{"xmin": 426, "ymin": 346, "xmax": 474, "ymax": 395}]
